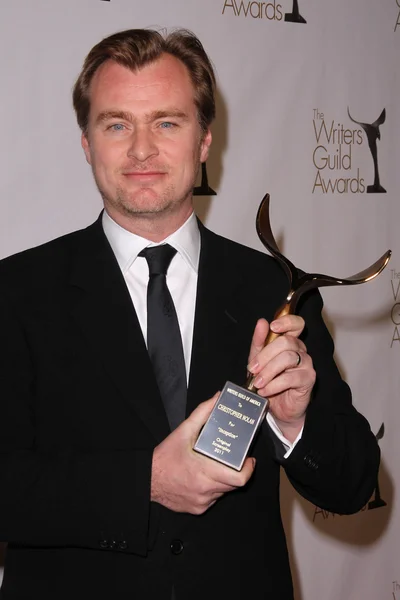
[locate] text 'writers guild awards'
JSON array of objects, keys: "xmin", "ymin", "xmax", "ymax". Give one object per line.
[{"xmin": 193, "ymin": 193, "xmax": 391, "ymax": 470}]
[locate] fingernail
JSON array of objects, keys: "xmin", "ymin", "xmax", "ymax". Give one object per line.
[
  {"xmin": 247, "ymin": 361, "xmax": 259, "ymax": 373},
  {"xmin": 254, "ymin": 376, "xmax": 263, "ymax": 388},
  {"xmin": 270, "ymin": 320, "xmax": 281, "ymax": 331}
]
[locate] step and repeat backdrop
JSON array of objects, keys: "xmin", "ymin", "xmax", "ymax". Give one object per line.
[{"xmin": 0, "ymin": 1, "xmax": 398, "ymax": 598}]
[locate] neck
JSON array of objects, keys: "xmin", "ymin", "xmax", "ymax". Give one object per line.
[{"xmin": 104, "ymin": 205, "xmax": 194, "ymax": 242}]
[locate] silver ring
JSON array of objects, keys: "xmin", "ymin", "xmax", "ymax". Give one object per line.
[{"xmin": 295, "ymin": 352, "xmax": 301, "ymax": 367}]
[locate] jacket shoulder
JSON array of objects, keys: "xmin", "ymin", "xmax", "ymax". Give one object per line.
[
  {"xmin": 0, "ymin": 220, "xmax": 100, "ymax": 281},
  {"xmin": 199, "ymin": 222, "xmax": 286, "ymax": 280}
]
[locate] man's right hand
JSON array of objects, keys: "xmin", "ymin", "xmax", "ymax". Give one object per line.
[{"xmin": 150, "ymin": 393, "xmax": 256, "ymax": 514}]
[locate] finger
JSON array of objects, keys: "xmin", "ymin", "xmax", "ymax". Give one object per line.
[
  {"xmin": 249, "ymin": 334, "xmax": 307, "ymax": 380},
  {"xmin": 209, "ymin": 455, "xmax": 256, "ymax": 488},
  {"xmin": 248, "ymin": 318, "xmax": 269, "ymax": 366},
  {"xmin": 270, "ymin": 315, "xmax": 305, "ymax": 338},
  {"xmin": 239, "ymin": 456, "xmax": 257, "ymax": 482},
  {"xmin": 256, "ymin": 353, "xmax": 315, "ymax": 398},
  {"xmin": 206, "ymin": 479, "xmax": 237, "ymax": 494},
  {"xmin": 251, "ymin": 341, "xmax": 310, "ymax": 388}
]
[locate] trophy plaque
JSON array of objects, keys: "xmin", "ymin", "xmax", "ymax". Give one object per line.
[
  {"xmin": 193, "ymin": 380, "xmax": 269, "ymax": 470},
  {"xmin": 193, "ymin": 193, "xmax": 391, "ymax": 471}
]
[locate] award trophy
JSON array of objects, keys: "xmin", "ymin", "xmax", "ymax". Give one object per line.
[{"xmin": 194, "ymin": 193, "xmax": 391, "ymax": 470}]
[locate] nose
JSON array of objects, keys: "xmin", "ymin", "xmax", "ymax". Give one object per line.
[{"xmin": 127, "ymin": 126, "xmax": 159, "ymax": 162}]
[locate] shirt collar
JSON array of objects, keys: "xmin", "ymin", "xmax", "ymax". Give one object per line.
[{"xmin": 102, "ymin": 210, "xmax": 201, "ymax": 274}]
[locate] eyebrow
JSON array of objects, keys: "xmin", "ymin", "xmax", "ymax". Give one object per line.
[
  {"xmin": 95, "ymin": 110, "xmax": 134, "ymax": 125},
  {"xmin": 150, "ymin": 109, "xmax": 189, "ymax": 122},
  {"xmin": 95, "ymin": 109, "xmax": 190, "ymax": 126}
]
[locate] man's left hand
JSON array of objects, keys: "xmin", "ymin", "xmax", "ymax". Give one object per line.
[{"xmin": 247, "ymin": 315, "xmax": 316, "ymax": 443}]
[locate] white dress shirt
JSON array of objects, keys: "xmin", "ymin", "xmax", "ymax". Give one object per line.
[{"xmin": 102, "ymin": 209, "xmax": 301, "ymax": 456}]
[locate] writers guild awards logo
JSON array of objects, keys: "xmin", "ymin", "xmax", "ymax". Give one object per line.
[
  {"xmin": 311, "ymin": 107, "xmax": 387, "ymax": 194},
  {"xmin": 193, "ymin": 162, "xmax": 217, "ymax": 196},
  {"xmin": 221, "ymin": 0, "xmax": 307, "ymax": 23},
  {"xmin": 347, "ymin": 107, "xmax": 386, "ymax": 193},
  {"xmin": 285, "ymin": 0, "xmax": 306, "ymax": 23},
  {"xmin": 312, "ymin": 107, "xmax": 365, "ymax": 194},
  {"xmin": 368, "ymin": 423, "xmax": 387, "ymax": 509}
]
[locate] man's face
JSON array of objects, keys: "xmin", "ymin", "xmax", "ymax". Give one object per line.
[{"xmin": 82, "ymin": 54, "xmax": 211, "ymax": 230}]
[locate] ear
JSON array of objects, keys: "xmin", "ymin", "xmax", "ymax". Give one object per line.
[
  {"xmin": 200, "ymin": 129, "xmax": 212, "ymax": 163},
  {"xmin": 81, "ymin": 132, "xmax": 92, "ymax": 165}
]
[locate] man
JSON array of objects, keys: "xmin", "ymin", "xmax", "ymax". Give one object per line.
[{"xmin": 0, "ymin": 28, "xmax": 379, "ymax": 599}]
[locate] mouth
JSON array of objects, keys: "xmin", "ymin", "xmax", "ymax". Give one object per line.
[{"xmin": 122, "ymin": 171, "xmax": 166, "ymax": 183}]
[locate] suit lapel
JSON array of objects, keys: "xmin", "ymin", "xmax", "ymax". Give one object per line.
[
  {"xmin": 67, "ymin": 217, "xmax": 170, "ymax": 443},
  {"xmin": 187, "ymin": 223, "xmax": 250, "ymax": 416},
  {"xmin": 65, "ymin": 216, "xmax": 257, "ymax": 434}
]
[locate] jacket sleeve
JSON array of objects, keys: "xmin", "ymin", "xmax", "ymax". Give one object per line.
[{"xmin": 275, "ymin": 289, "xmax": 380, "ymax": 515}]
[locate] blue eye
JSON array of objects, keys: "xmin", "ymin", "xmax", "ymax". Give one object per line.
[
  {"xmin": 110, "ymin": 123, "xmax": 125, "ymax": 131},
  {"xmin": 159, "ymin": 122, "xmax": 174, "ymax": 129}
]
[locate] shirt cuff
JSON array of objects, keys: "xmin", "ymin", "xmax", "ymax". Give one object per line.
[{"xmin": 266, "ymin": 413, "xmax": 304, "ymax": 458}]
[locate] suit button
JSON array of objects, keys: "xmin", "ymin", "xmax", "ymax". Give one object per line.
[
  {"xmin": 99, "ymin": 540, "xmax": 108, "ymax": 549},
  {"xmin": 304, "ymin": 454, "xmax": 313, "ymax": 468},
  {"xmin": 118, "ymin": 540, "xmax": 128, "ymax": 550},
  {"xmin": 170, "ymin": 539, "xmax": 184, "ymax": 555}
]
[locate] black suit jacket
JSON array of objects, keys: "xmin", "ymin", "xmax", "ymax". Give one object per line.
[{"xmin": 0, "ymin": 216, "xmax": 379, "ymax": 599}]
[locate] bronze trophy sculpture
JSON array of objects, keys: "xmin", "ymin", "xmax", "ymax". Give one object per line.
[
  {"xmin": 246, "ymin": 193, "xmax": 391, "ymax": 388},
  {"xmin": 194, "ymin": 193, "xmax": 391, "ymax": 469}
]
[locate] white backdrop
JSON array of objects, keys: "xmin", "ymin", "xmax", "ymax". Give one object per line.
[{"xmin": 0, "ymin": 1, "xmax": 398, "ymax": 598}]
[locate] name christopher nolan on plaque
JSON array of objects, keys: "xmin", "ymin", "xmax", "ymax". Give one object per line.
[{"xmin": 193, "ymin": 381, "xmax": 269, "ymax": 471}]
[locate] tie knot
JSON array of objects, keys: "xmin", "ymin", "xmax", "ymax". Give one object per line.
[{"xmin": 139, "ymin": 244, "xmax": 177, "ymax": 276}]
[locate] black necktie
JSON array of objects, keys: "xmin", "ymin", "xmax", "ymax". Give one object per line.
[{"xmin": 139, "ymin": 244, "xmax": 187, "ymax": 430}]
